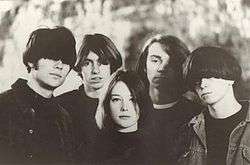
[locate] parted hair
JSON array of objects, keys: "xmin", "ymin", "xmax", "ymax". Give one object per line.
[
  {"xmin": 185, "ymin": 46, "xmax": 242, "ymax": 90},
  {"xmin": 74, "ymin": 33, "xmax": 122, "ymax": 74},
  {"xmin": 95, "ymin": 69, "xmax": 154, "ymax": 130},
  {"xmin": 135, "ymin": 34, "xmax": 190, "ymax": 91},
  {"xmin": 23, "ymin": 26, "xmax": 77, "ymax": 72}
]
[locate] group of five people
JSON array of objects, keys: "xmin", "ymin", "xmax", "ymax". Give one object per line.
[{"xmin": 0, "ymin": 26, "xmax": 249, "ymax": 165}]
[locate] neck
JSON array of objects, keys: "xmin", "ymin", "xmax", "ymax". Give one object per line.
[
  {"xmin": 208, "ymin": 89, "xmax": 241, "ymax": 119},
  {"xmin": 117, "ymin": 123, "xmax": 138, "ymax": 133},
  {"xmin": 84, "ymin": 85, "xmax": 102, "ymax": 98},
  {"xmin": 27, "ymin": 77, "xmax": 53, "ymax": 98},
  {"xmin": 153, "ymin": 100, "xmax": 179, "ymax": 109},
  {"xmin": 149, "ymin": 86, "xmax": 179, "ymax": 104}
]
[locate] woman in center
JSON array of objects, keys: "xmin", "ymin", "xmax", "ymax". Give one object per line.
[{"xmin": 94, "ymin": 69, "xmax": 155, "ymax": 165}]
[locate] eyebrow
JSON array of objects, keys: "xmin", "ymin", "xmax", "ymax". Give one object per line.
[
  {"xmin": 149, "ymin": 55, "xmax": 161, "ymax": 59},
  {"xmin": 111, "ymin": 94, "xmax": 121, "ymax": 97},
  {"xmin": 111, "ymin": 94, "xmax": 133, "ymax": 97}
]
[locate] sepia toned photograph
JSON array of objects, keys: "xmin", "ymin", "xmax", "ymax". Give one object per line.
[{"xmin": 0, "ymin": 0, "xmax": 250, "ymax": 164}]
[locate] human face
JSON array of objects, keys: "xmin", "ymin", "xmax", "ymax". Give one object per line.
[
  {"xmin": 30, "ymin": 58, "xmax": 70, "ymax": 89},
  {"xmin": 109, "ymin": 81, "xmax": 139, "ymax": 130},
  {"xmin": 195, "ymin": 77, "xmax": 234, "ymax": 105},
  {"xmin": 146, "ymin": 42, "xmax": 180, "ymax": 89},
  {"xmin": 81, "ymin": 51, "xmax": 111, "ymax": 91}
]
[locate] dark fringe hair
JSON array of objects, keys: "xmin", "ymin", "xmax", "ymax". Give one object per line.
[
  {"xmin": 23, "ymin": 26, "xmax": 77, "ymax": 72},
  {"xmin": 74, "ymin": 33, "xmax": 122, "ymax": 74},
  {"xmin": 185, "ymin": 46, "xmax": 242, "ymax": 90}
]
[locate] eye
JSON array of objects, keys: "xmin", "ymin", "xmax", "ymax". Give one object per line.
[
  {"xmin": 83, "ymin": 60, "xmax": 91, "ymax": 66},
  {"xmin": 111, "ymin": 97, "xmax": 121, "ymax": 102},
  {"xmin": 150, "ymin": 56, "xmax": 161, "ymax": 64}
]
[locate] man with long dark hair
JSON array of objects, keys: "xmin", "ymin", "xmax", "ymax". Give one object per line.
[{"xmin": 136, "ymin": 34, "xmax": 201, "ymax": 164}]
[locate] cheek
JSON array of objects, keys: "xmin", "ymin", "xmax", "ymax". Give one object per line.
[
  {"xmin": 146, "ymin": 61, "xmax": 158, "ymax": 72},
  {"xmin": 81, "ymin": 68, "xmax": 91, "ymax": 77},
  {"xmin": 100, "ymin": 65, "xmax": 111, "ymax": 76},
  {"xmin": 110, "ymin": 103, "xmax": 121, "ymax": 115},
  {"xmin": 62, "ymin": 67, "xmax": 70, "ymax": 76}
]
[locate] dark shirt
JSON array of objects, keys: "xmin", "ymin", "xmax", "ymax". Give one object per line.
[
  {"xmin": 0, "ymin": 79, "xmax": 73, "ymax": 164},
  {"xmin": 152, "ymin": 97, "xmax": 201, "ymax": 164},
  {"xmin": 205, "ymin": 102, "xmax": 248, "ymax": 165},
  {"xmin": 57, "ymin": 85, "xmax": 100, "ymax": 162},
  {"xmin": 94, "ymin": 130, "xmax": 150, "ymax": 165}
]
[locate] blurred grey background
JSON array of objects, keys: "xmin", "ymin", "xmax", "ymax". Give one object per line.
[{"xmin": 0, "ymin": 0, "xmax": 250, "ymax": 98}]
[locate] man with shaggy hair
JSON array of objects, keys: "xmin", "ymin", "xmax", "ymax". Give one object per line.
[{"xmin": 0, "ymin": 26, "xmax": 77, "ymax": 164}]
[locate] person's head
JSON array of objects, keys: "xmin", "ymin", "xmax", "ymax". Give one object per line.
[
  {"xmin": 136, "ymin": 34, "xmax": 189, "ymax": 95},
  {"xmin": 96, "ymin": 70, "xmax": 153, "ymax": 133},
  {"xmin": 23, "ymin": 26, "xmax": 77, "ymax": 90},
  {"xmin": 185, "ymin": 46, "xmax": 242, "ymax": 105},
  {"xmin": 74, "ymin": 33, "xmax": 122, "ymax": 91}
]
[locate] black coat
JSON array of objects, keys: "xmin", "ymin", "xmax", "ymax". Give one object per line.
[{"xmin": 0, "ymin": 79, "xmax": 73, "ymax": 164}]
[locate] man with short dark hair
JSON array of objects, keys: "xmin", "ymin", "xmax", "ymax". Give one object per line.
[
  {"xmin": 0, "ymin": 26, "xmax": 77, "ymax": 164},
  {"xmin": 57, "ymin": 33, "xmax": 122, "ymax": 163},
  {"xmin": 179, "ymin": 46, "xmax": 249, "ymax": 165}
]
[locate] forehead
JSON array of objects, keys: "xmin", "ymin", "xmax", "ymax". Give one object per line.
[
  {"xmin": 147, "ymin": 42, "xmax": 170, "ymax": 60},
  {"xmin": 85, "ymin": 51, "xmax": 100, "ymax": 61},
  {"xmin": 111, "ymin": 81, "xmax": 132, "ymax": 96},
  {"xmin": 202, "ymin": 77, "xmax": 233, "ymax": 84}
]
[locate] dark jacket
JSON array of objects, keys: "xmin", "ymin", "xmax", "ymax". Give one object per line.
[
  {"xmin": 0, "ymin": 79, "xmax": 73, "ymax": 164},
  {"xmin": 178, "ymin": 101, "xmax": 250, "ymax": 165}
]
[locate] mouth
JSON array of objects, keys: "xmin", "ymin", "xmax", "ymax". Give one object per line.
[
  {"xmin": 49, "ymin": 73, "xmax": 62, "ymax": 78},
  {"xmin": 155, "ymin": 75, "xmax": 167, "ymax": 79},
  {"xmin": 91, "ymin": 77, "xmax": 102, "ymax": 82},
  {"xmin": 201, "ymin": 92, "xmax": 212, "ymax": 97},
  {"xmin": 119, "ymin": 115, "xmax": 131, "ymax": 120}
]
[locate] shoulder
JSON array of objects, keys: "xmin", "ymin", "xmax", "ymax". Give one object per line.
[
  {"xmin": 55, "ymin": 89, "xmax": 82, "ymax": 105},
  {"xmin": 57, "ymin": 89, "xmax": 80, "ymax": 99},
  {"xmin": 179, "ymin": 97, "xmax": 205, "ymax": 114},
  {"xmin": 0, "ymin": 89, "xmax": 17, "ymax": 106}
]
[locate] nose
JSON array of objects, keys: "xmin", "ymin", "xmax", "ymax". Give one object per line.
[
  {"xmin": 54, "ymin": 60, "xmax": 63, "ymax": 69},
  {"xmin": 200, "ymin": 78, "xmax": 209, "ymax": 89},
  {"xmin": 92, "ymin": 62, "xmax": 100, "ymax": 74},
  {"xmin": 121, "ymin": 101, "xmax": 129, "ymax": 112},
  {"xmin": 157, "ymin": 60, "xmax": 168, "ymax": 72}
]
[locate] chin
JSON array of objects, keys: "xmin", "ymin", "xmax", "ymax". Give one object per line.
[{"xmin": 91, "ymin": 84, "xmax": 104, "ymax": 90}]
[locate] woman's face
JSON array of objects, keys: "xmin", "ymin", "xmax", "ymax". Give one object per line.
[{"xmin": 109, "ymin": 81, "xmax": 139, "ymax": 130}]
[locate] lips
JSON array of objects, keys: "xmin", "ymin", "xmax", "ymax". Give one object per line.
[
  {"xmin": 201, "ymin": 92, "xmax": 212, "ymax": 97},
  {"xmin": 49, "ymin": 73, "xmax": 62, "ymax": 78},
  {"xmin": 154, "ymin": 75, "xmax": 167, "ymax": 79},
  {"xmin": 119, "ymin": 115, "xmax": 131, "ymax": 120},
  {"xmin": 91, "ymin": 77, "xmax": 102, "ymax": 82}
]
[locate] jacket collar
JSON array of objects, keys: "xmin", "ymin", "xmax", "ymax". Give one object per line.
[
  {"xmin": 190, "ymin": 100, "xmax": 250, "ymax": 149},
  {"xmin": 190, "ymin": 110, "xmax": 207, "ymax": 149}
]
